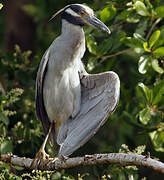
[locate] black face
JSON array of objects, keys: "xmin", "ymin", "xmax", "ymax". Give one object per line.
[
  {"xmin": 61, "ymin": 5, "xmax": 86, "ymax": 26},
  {"xmin": 59, "ymin": 4, "xmax": 110, "ymax": 34}
]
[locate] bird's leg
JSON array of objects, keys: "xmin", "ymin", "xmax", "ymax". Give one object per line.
[{"xmin": 30, "ymin": 123, "xmax": 53, "ymax": 169}]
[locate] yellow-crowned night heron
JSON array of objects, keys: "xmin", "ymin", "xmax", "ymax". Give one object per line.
[{"xmin": 33, "ymin": 4, "xmax": 120, "ymax": 166}]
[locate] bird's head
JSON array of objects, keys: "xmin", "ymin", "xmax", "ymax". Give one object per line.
[{"xmin": 50, "ymin": 4, "xmax": 110, "ymax": 34}]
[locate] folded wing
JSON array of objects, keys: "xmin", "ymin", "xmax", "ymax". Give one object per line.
[
  {"xmin": 58, "ymin": 71, "xmax": 120, "ymax": 158},
  {"xmin": 36, "ymin": 49, "xmax": 55, "ymax": 145}
]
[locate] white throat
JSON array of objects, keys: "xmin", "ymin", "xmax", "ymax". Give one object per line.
[{"xmin": 61, "ymin": 19, "xmax": 84, "ymax": 37}]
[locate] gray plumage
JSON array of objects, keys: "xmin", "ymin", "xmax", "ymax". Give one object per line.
[{"xmin": 36, "ymin": 4, "xmax": 120, "ymax": 160}]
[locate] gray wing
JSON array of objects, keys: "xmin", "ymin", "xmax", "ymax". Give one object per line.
[
  {"xmin": 36, "ymin": 49, "xmax": 55, "ymax": 145},
  {"xmin": 58, "ymin": 71, "xmax": 120, "ymax": 158}
]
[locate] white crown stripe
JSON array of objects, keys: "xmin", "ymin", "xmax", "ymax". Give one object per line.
[{"xmin": 65, "ymin": 8, "xmax": 81, "ymax": 17}]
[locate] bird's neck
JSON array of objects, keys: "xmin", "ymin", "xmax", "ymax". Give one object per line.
[
  {"xmin": 60, "ymin": 19, "xmax": 86, "ymax": 67},
  {"xmin": 61, "ymin": 19, "xmax": 85, "ymax": 39}
]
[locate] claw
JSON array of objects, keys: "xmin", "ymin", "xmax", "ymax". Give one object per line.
[
  {"xmin": 30, "ymin": 123, "xmax": 54, "ymax": 169},
  {"xmin": 58, "ymin": 153, "xmax": 69, "ymax": 162},
  {"xmin": 30, "ymin": 148, "xmax": 50, "ymax": 169}
]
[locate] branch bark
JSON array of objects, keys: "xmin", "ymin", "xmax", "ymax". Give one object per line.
[
  {"xmin": 146, "ymin": 18, "xmax": 162, "ymax": 41},
  {"xmin": 100, "ymin": 48, "xmax": 132, "ymax": 63},
  {"xmin": 1, "ymin": 153, "xmax": 164, "ymax": 173}
]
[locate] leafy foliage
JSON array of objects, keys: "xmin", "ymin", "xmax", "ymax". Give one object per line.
[{"xmin": 0, "ymin": 0, "xmax": 164, "ymax": 179}]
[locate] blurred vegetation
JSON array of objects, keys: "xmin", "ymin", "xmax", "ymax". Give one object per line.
[{"xmin": 0, "ymin": 0, "xmax": 164, "ymax": 179}]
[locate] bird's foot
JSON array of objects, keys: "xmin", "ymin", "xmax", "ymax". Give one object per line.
[
  {"xmin": 58, "ymin": 153, "xmax": 69, "ymax": 162},
  {"xmin": 30, "ymin": 148, "xmax": 50, "ymax": 169},
  {"xmin": 60, "ymin": 154, "xmax": 69, "ymax": 162}
]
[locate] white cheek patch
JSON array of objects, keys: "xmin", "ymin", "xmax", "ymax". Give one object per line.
[{"xmin": 65, "ymin": 8, "xmax": 80, "ymax": 17}]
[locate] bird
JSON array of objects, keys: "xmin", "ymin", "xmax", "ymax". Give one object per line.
[{"xmin": 32, "ymin": 3, "xmax": 120, "ymax": 167}]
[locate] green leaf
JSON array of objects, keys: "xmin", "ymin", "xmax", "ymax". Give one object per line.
[
  {"xmin": 154, "ymin": 47, "xmax": 164, "ymax": 57},
  {"xmin": 152, "ymin": 59, "xmax": 164, "ymax": 74},
  {"xmin": 134, "ymin": 1, "xmax": 149, "ymax": 16},
  {"xmin": 97, "ymin": 38, "xmax": 112, "ymax": 56},
  {"xmin": 0, "ymin": 139, "xmax": 13, "ymax": 154},
  {"xmin": 139, "ymin": 106, "xmax": 161, "ymax": 126},
  {"xmin": 133, "ymin": 33, "xmax": 145, "ymax": 42},
  {"xmin": 149, "ymin": 30, "xmax": 160, "ymax": 49},
  {"xmin": 139, "ymin": 107, "xmax": 151, "ymax": 125},
  {"xmin": 127, "ymin": 13, "xmax": 140, "ymax": 23},
  {"xmin": 117, "ymin": 10, "xmax": 130, "ymax": 20},
  {"xmin": 152, "ymin": 28, "xmax": 164, "ymax": 49},
  {"xmin": 0, "ymin": 112, "xmax": 9, "ymax": 126},
  {"xmin": 138, "ymin": 55, "xmax": 150, "ymax": 74},
  {"xmin": 138, "ymin": 82, "xmax": 153, "ymax": 105},
  {"xmin": 100, "ymin": 6, "xmax": 116, "ymax": 22},
  {"xmin": 155, "ymin": 6, "xmax": 164, "ymax": 18},
  {"xmin": 121, "ymin": 37, "xmax": 143, "ymax": 49},
  {"xmin": 152, "ymin": 80, "xmax": 164, "ymax": 104},
  {"xmin": 135, "ymin": 19, "xmax": 148, "ymax": 38},
  {"xmin": 143, "ymin": 42, "xmax": 150, "ymax": 52},
  {"xmin": 110, "ymin": 32, "xmax": 126, "ymax": 52},
  {"xmin": 0, "ymin": 4, "xmax": 3, "ymax": 10},
  {"xmin": 145, "ymin": 0, "xmax": 153, "ymax": 9},
  {"xmin": 150, "ymin": 129, "xmax": 164, "ymax": 152}
]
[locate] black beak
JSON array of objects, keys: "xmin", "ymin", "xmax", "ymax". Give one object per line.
[{"xmin": 84, "ymin": 16, "xmax": 110, "ymax": 34}]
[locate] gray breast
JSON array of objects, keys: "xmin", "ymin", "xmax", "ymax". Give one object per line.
[{"xmin": 43, "ymin": 25, "xmax": 85, "ymax": 134}]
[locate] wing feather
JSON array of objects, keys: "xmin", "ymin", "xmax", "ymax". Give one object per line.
[
  {"xmin": 36, "ymin": 49, "xmax": 55, "ymax": 145},
  {"xmin": 58, "ymin": 71, "xmax": 120, "ymax": 158}
]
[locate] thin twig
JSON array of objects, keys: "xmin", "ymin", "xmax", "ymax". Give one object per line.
[
  {"xmin": 100, "ymin": 48, "xmax": 132, "ymax": 63},
  {"xmin": 1, "ymin": 153, "xmax": 164, "ymax": 173},
  {"xmin": 146, "ymin": 18, "xmax": 162, "ymax": 41}
]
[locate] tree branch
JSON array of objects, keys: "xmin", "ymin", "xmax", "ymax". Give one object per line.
[
  {"xmin": 1, "ymin": 153, "xmax": 164, "ymax": 173},
  {"xmin": 146, "ymin": 18, "xmax": 162, "ymax": 40},
  {"xmin": 100, "ymin": 48, "xmax": 132, "ymax": 63}
]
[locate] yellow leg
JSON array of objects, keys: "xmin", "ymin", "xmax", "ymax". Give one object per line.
[{"xmin": 30, "ymin": 123, "xmax": 53, "ymax": 169}]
